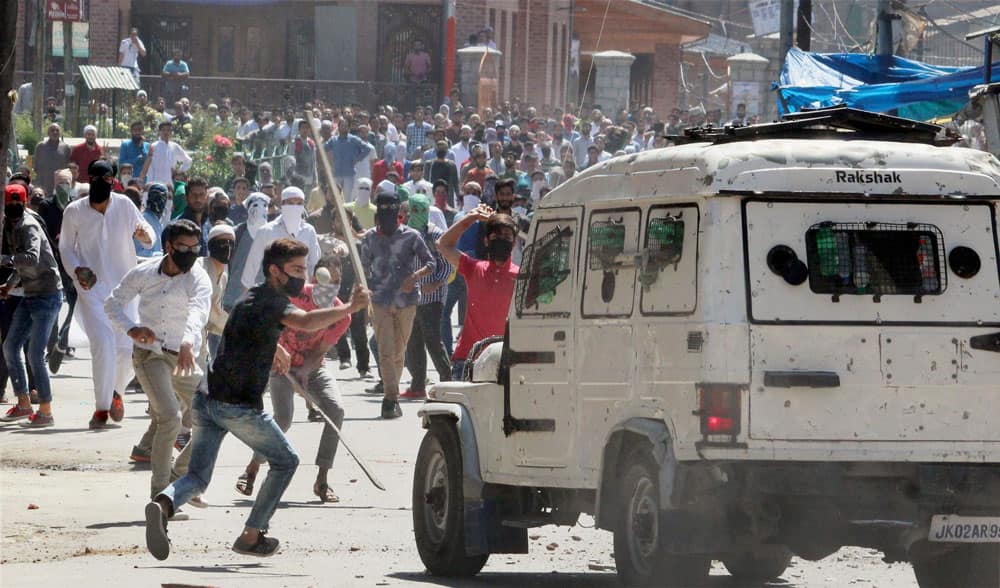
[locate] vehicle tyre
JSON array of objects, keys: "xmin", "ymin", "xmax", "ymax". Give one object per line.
[
  {"xmin": 412, "ymin": 420, "xmax": 489, "ymax": 577},
  {"xmin": 911, "ymin": 543, "xmax": 1000, "ymax": 588},
  {"xmin": 613, "ymin": 452, "xmax": 711, "ymax": 587},
  {"xmin": 722, "ymin": 545, "xmax": 793, "ymax": 583}
]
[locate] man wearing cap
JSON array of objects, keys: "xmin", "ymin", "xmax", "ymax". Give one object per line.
[
  {"xmin": 450, "ymin": 125, "xmax": 474, "ymax": 169},
  {"xmin": 60, "ymin": 160, "xmax": 155, "ymax": 429},
  {"xmin": 0, "ymin": 184, "xmax": 63, "ymax": 428},
  {"xmin": 33, "ymin": 124, "xmax": 71, "ymax": 195},
  {"xmin": 428, "ymin": 140, "xmax": 460, "ymax": 208},
  {"xmin": 360, "ymin": 187, "xmax": 435, "ymax": 419},
  {"xmin": 241, "ymin": 187, "xmax": 321, "ymax": 291},
  {"xmin": 141, "ymin": 121, "xmax": 192, "ymax": 187},
  {"xmin": 70, "ymin": 126, "xmax": 103, "ymax": 184},
  {"xmin": 106, "ymin": 219, "xmax": 211, "ymax": 497}
]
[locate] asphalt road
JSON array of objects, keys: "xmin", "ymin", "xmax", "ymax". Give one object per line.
[{"xmin": 0, "ymin": 330, "xmax": 923, "ymax": 588}]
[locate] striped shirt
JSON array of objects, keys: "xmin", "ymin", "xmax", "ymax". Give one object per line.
[{"xmin": 413, "ymin": 224, "xmax": 452, "ymax": 305}]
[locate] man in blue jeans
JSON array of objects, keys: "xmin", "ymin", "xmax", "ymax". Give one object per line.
[
  {"xmin": 0, "ymin": 184, "xmax": 63, "ymax": 427},
  {"xmin": 145, "ymin": 238, "xmax": 369, "ymax": 560}
]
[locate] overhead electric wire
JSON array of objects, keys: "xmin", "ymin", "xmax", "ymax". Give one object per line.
[{"xmin": 577, "ymin": 0, "xmax": 611, "ymax": 117}]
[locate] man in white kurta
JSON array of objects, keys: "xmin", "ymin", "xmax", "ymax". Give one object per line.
[
  {"xmin": 60, "ymin": 162, "xmax": 155, "ymax": 428},
  {"xmin": 140, "ymin": 121, "xmax": 193, "ymax": 187},
  {"xmin": 240, "ymin": 186, "xmax": 322, "ymax": 290}
]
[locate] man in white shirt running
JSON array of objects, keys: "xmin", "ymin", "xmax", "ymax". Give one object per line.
[
  {"xmin": 140, "ymin": 121, "xmax": 193, "ymax": 187},
  {"xmin": 241, "ymin": 187, "xmax": 321, "ymax": 290},
  {"xmin": 60, "ymin": 161, "xmax": 155, "ymax": 429},
  {"xmin": 119, "ymin": 28, "xmax": 147, "ymax": 87},
  {"xmin": 105, "ymin": 219, "xmax": 212, "ymax": 499}
]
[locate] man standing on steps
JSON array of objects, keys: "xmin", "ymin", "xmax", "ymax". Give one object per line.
[
  {"xmin": 145, "ymin": 238, "xmax": 369, "ymax": 560},
  {"xmin": 59, "ymin": 161, "xmax": 155, "ymax": 429},
  {"xmin": 105, "ymin": 220, "xmax": 211, "ymax": 499}
]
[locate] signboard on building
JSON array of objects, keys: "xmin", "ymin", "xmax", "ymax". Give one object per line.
[
  {"xmin": 731, "ymin": 80, "xmax": 761, "ymax": 118},
  {"xmin": 47, "ymin": 0, "xmax": 85, "ymax": 21},
  {"xmin": 52, "ymin": 21, "xmax": 90, "ymax": 58},
  {"xmin": 749, "ymin": 0, "xmax": 797, "ymax": 37}
]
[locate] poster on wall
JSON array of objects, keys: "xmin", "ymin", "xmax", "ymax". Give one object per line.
[
  {"xmin": 47, "ymin": 0, "xmax": 84, "ymax": 21},
  {"xmin": 52, "ymin": 21, "xmax": 90, "ymax": 58},
  {"xmin": 731, "ymin": 81, "xmax": 761, "ymax": 118},
  {"xmin": 748, "ymin": 0, "xmax": 798, "ymax": 37}
]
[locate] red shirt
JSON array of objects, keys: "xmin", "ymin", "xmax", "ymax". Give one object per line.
[
  {"xmin": 278, "ymin": 284, "xmax": 351, "ymax": 367},
  {"xmin": 372, "ymin": 159, "xmax": 403, "ymax": 188},
  {"xmin": 453, "ymin": 253, "xmax": 519, "ymax": 361},
  {"xmin": 70, "ymin": 142, "xmax": 103, "ymax": 182}
]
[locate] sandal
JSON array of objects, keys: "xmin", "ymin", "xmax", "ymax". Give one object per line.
[
  {"xmin": 313, "ymin": 482, "xmax": 340, "ymax": 503},
  {"xmin": 235, "ymin": 471, "xmax": 256, "ymax": 496}
]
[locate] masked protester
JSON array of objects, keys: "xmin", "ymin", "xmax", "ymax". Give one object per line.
[
  {"xmin": 436, "ymin": 205, "xmax": 520, "ymax": 380},
  {"xmin": 400, "ymin": 193, "xmax": 453, "ymax": 400},
  {"xmin": 240, "ymin": 186, "xmax": 322, "ymax": 291},
  {"xmin": 359, "ymin": 188, "xmax": 436, "ymax": 419},
  {"xmin": 0, "ymin": 184, "xmax": 64, "ymax": 428},
  {"xmin": 222, "ymin": 193, "xmax": 269, "ymax": 312},
  {"xmin": 343, "ymin": 177, "xmax": 376, "ymax": 230},
  {"xmin": 137, "ymin": 183, "xmax": 168, "ymax": 257},
  {"xmin": 105, "ymin": 219, "xmax": 211, "ymax": 497},
  {"xmin": 36, "ymin": 168, "xmax": 78, "ymax": 366},
  {"xmin": 59, "ymin": 159, "xmax": 156, "ymax": 429}
]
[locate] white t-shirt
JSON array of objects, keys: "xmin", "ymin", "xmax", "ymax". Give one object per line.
[
  {"xmin": 146, "ymin": 140, "xmax": 192, "ymax": 186},
  {"xmin": 119, "ymin": 38, "xmax": 145, "ymax": 70},
  {"xmin": 354, "ymin": 141, "xmax": 376, "ymax": 180}
]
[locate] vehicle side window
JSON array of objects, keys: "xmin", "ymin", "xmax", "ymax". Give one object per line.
[
  {"xmin": 516, "ymin": 218, "xmax": 577, "ymax": 318},
  {"xmin": 582, "ymin": 208, "xmax": 640, "ymax": 318},
  {"xmin": 640, "ymin": 204, "xmax": 699, "ymax": 315}
]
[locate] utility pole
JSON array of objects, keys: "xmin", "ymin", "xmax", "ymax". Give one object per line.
[
  {"xmin": 63, "ymin": 20, "xmax": 75, "ymax": 134},
  {"xmin": 1, "ymin": 0, "xmax": 18, "ymax": 190},
  {"xmin": 876, "ymin": 0, "xmax": 894, "ymax": 57},
  {"xmin": 32, "ymin": 0, "xmax": 47, "ymax": 135},
  {"xmin": 779, "ymin": 0, "xmax": 795, "ymax": 70},
  {"xmin": 796, "ymin": 0, "xmax": 813, "ymax": 51}
]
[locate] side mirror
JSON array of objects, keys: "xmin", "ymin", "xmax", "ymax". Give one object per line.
[{"xmin": 767, "ymin": 245, "xmax": 808, "ymax": 286}]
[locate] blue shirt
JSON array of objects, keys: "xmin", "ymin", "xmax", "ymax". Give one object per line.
[
  {"xmin": 162, "ymin": 60, "xmax": 190, "ymax": 74},
  {"xmin": 406, "ymin": 121, "xmax": 434, "ymax": 158},
  {"xmin": 135, "ymin": 210, "xmax": 163, "ymax": 257},
  {"xmin": 119, "ymin": 139, "xmax": 149, "ymax": 171},
  {"xmin": 456, "ymin": 217, "xmax": 482, "ymax": 258},
  {"xmin": 325, "ymin": 134, "xmax": 372, "ymax": 178}
]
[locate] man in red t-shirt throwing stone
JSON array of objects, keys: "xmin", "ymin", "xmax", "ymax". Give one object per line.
[{"xmin": 436, "ymin": 204, "xmax": 519, "ymax": 379}]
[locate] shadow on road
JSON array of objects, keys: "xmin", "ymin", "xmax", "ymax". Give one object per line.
[
  {"xmin": 143, "ymin": 563, "xmax": 309, "ymax": 578},
  {"xmin": 388, "ymin": 570, "xmax": 799, "ymax": 587},
  {"xmin": 86, "ymin": 519, "xmax": 145, "ymax": 529}
]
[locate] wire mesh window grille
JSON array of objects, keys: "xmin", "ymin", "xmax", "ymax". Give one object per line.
[
  {"xmin": 639, "ymin": 216, "xmax": 685, "ymax": 290},
  {"xmin": 516, "ymin": 225, "xmax": 573, "ymax": 315},
  {"xmin": 804, "ymin": 222, "xmax": 946, "ymax": 297},
  {"xmin": 588, "ymin": 221, "xmax": 626, "ymax": 270}
]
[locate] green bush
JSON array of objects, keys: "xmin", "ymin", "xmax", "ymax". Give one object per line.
[{"xmin": 15, "ymin": 114, "xmax": 40, "ymax": 155}]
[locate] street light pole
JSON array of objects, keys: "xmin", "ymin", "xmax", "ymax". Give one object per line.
[{"xmin": 32, "ymin": 0, "xmax": 46, "ymax": 135}]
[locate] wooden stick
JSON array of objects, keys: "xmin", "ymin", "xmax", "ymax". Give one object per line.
[{"xmin": 305, "ymin": 111, "xmax": 368, "ymax": 290}]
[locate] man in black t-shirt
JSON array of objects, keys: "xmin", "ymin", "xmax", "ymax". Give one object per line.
[{"xmin": 144, "ymin": 238, "xmax": 369, "ymax": 561}]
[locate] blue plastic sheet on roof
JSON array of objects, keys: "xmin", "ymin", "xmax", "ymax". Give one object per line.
[{"xmin": 777, "ymin": 47, "xmax": 997, "ymax": 121}]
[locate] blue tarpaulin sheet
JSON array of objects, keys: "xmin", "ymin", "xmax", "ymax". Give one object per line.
[{"xmin": 777, "ymin": 47, "xmax": 996, "ymax": 120}]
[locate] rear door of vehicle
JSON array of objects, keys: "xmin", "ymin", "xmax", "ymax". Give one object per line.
[{"xmin": 743, "ymin": 199, "xmax": 1000, "ymax": 442}]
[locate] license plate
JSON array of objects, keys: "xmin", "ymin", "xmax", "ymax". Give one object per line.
[{"xmin": 929, "ymin": 515, "xmax": 1000, "ymax": 543}]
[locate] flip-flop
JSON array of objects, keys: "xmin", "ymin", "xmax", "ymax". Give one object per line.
[
  {"xmin": 235, "ymin": 472, "xmax": 255, "ymax": 496},
  {"xmin": 313, "ymin": 482, "xmax": 340, "ymax": 503}
]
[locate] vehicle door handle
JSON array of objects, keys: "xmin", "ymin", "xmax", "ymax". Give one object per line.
[
  {"xmin": 764, "ymin": 370, "xmax": 840, "ymax": 388},
  {"xmin": 969, "ymin": 332, "xmax": 1000, "ymax": 352},
  {"xmin": 554, "ymin": 331, "xmax": 566, "ymax": 342}
]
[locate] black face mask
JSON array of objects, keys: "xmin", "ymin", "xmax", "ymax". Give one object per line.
[
  {"xmin": 89, "ymin": 180, "xmax": 112, "ymax": 204},
  {"xmin": 487, "ymin": 238, "xmax": 513, "ymax": 262},
  {"xmin": 4, "ymin": 203, "xmax": 24, "ymax": 222},
  {"xmin": 208, "ymin": 240, "xmax": 232, "ymax": 264},
  {"xmin": 280, "ymin": 270, "xmax": 306, "ymax": 297},
  {"xmin": 210, "ymin": 205, "xmax": 229, "ymax": 223},
  {"xmin": 376, "ymin": 209, "xmax": 399, "ymax": 235},
  {"xmin": 436, "ymin": 149, "xmax": 448, "ymax": 159},
  {"xmin": 171, "ymin": 250, "xmax": 199, "ymax": 273}
]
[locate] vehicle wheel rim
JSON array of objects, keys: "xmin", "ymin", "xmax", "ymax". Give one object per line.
[
  {"xmin": 423, "ymin": 447, "xmax": 450, "ymax": 544},
  {"xmin": 627, "ymin": 476, "xmax": 659, "ymax": 575}
]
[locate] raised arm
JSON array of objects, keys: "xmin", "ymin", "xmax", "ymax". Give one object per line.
[{"xmin": 438, "ymin": 205, "xmax": 491, "ymax": 269}]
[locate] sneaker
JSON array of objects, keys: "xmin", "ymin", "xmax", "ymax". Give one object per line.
[
  {"xmin": 65, "ymin": 347, "xmax": 76, "ymax": 359},
  {"xmin": 365, "ymin": 381, "xmax": 384, "ymax": 395},
  {"xmin": 174, "ymin": 431, "xmax": 191, "ymax": 451},
  {"xmin": 144, "ymin": 501, "xmax": 171, "ymax": 560},
  {"xmin": 400, "ymin": 388, "xmax": 426, "ymax": 400},
  {"xmin": 381, "ymin": 398, "xmax": 403, "ymax": 419},
  {"xmin": 28, "ymin": 390, "xmax": 40, "ymax": 404},
  {"xmin": 89, "ymin": 410, "xmax": 109, "ymax": 430},
  {"xmin": 2, "ymin": 405, "xmax": 33, "ymax": 422},
  {"xmin": 358, "ymin": 368, "xmax": 370, "ymax": 379},
  {"xmin": 110, "ymin": 392, "xmax": 125, "ymax": 422},
  {"xmin": 338, "ymin": 361, "xmax": 351, "ymax": 370},
  {"xmin": 232, "ymin": 532, "xmax": 280, "ymax": 557},
  {"xmin": 21, "ymin": 412, "xmax": 54, "ymax": 428},
  {"xmin": 130, "ymin": 445, "xmax": 152, "ymax": 463},
  {"xmin": 307, "ymin": 408, "xmax": 324, "ymax": 423}
]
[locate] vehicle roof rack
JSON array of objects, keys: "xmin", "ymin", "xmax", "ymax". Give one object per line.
[{"xmin": 669, "ymin": 105, "xmax": 956, "ymax": 146}]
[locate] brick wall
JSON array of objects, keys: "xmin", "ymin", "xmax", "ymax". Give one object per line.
[
  {"xmin": 653, "ymin": 43, "xmax": 681, "ymax": 116},
  {"xmin": 87, "ymin": 0, "xmax": 120, "ymax": 66},
  {"xmin": 15, "ymin": 0, "xmax": 26, "ymax": 72}
]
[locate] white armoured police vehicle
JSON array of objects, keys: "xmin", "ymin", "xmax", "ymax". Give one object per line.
[{"xmin": 411, "ymin": 107, "xmax": 1000, "ymax": 587}]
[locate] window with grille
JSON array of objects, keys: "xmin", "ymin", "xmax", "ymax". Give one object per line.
[
  {"xmin": 588, "ymin": 221, "xmax": 626, "ymax": 270},
  {"xmin": 804, "ymin": 222, "xmax": 946, "ymax": 297},
  {"xmin": 516, "ymin": 222, "xmax": 575, "ymax": 316}
]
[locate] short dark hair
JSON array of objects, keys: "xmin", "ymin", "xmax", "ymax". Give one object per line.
[
  {"xmin": 232, "ymin": 176, "xmax": 250, "ymax": 188},
  {"xmin": 262, "ymin": 238, "xmax": 309, "ymax": 277},
  {"xmin": 186, "ymin": 176, "xmax": 208, "ymax": 191},
  {"xmin": 484, "ymin": 213, "xmax": 518, "ymax": 238},
  {"xmin": 495, "ymin": 178, "xmax": 516, "ymax": 194},
  {"xmin": 130, "ymin": 120, "xmax": 143, "ymax": 129},
  {"xmin": 163, "ymin": 219, "xmax": 202, "ymax": 245},
  {"xmin": 317, "ymin": 254, "xmax": 342, "ymax": 272}
]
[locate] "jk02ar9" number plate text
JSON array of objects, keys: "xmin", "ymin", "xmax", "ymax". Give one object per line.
[{"xmin": 929, "ymin": 515, "xmax": 1000, "ymax": 543}]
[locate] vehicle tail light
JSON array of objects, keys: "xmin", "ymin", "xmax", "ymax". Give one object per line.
[{"xmin": 697, "ymin": 383, "xmax": 742, "ymax": 437}]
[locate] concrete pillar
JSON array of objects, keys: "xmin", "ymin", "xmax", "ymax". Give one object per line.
[
  {"xmin": 457, "ymin": 45, "xmax": 502, "ymax": 112},
  {"xmin": 726, "ymin": 52, "xmax": 771, "ymax": 123},
  {"xmin": 593, "ymin": 50, "xmax": 635, "ymax": 115}
]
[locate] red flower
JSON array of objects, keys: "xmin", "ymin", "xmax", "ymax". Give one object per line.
[
  {"xmin": 205, "ymin": 155, "xmax": 213, "ymax": 162},
  {"xmin": 213, "ymin": 134, "xmax": 233, "ymax": 148}
]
